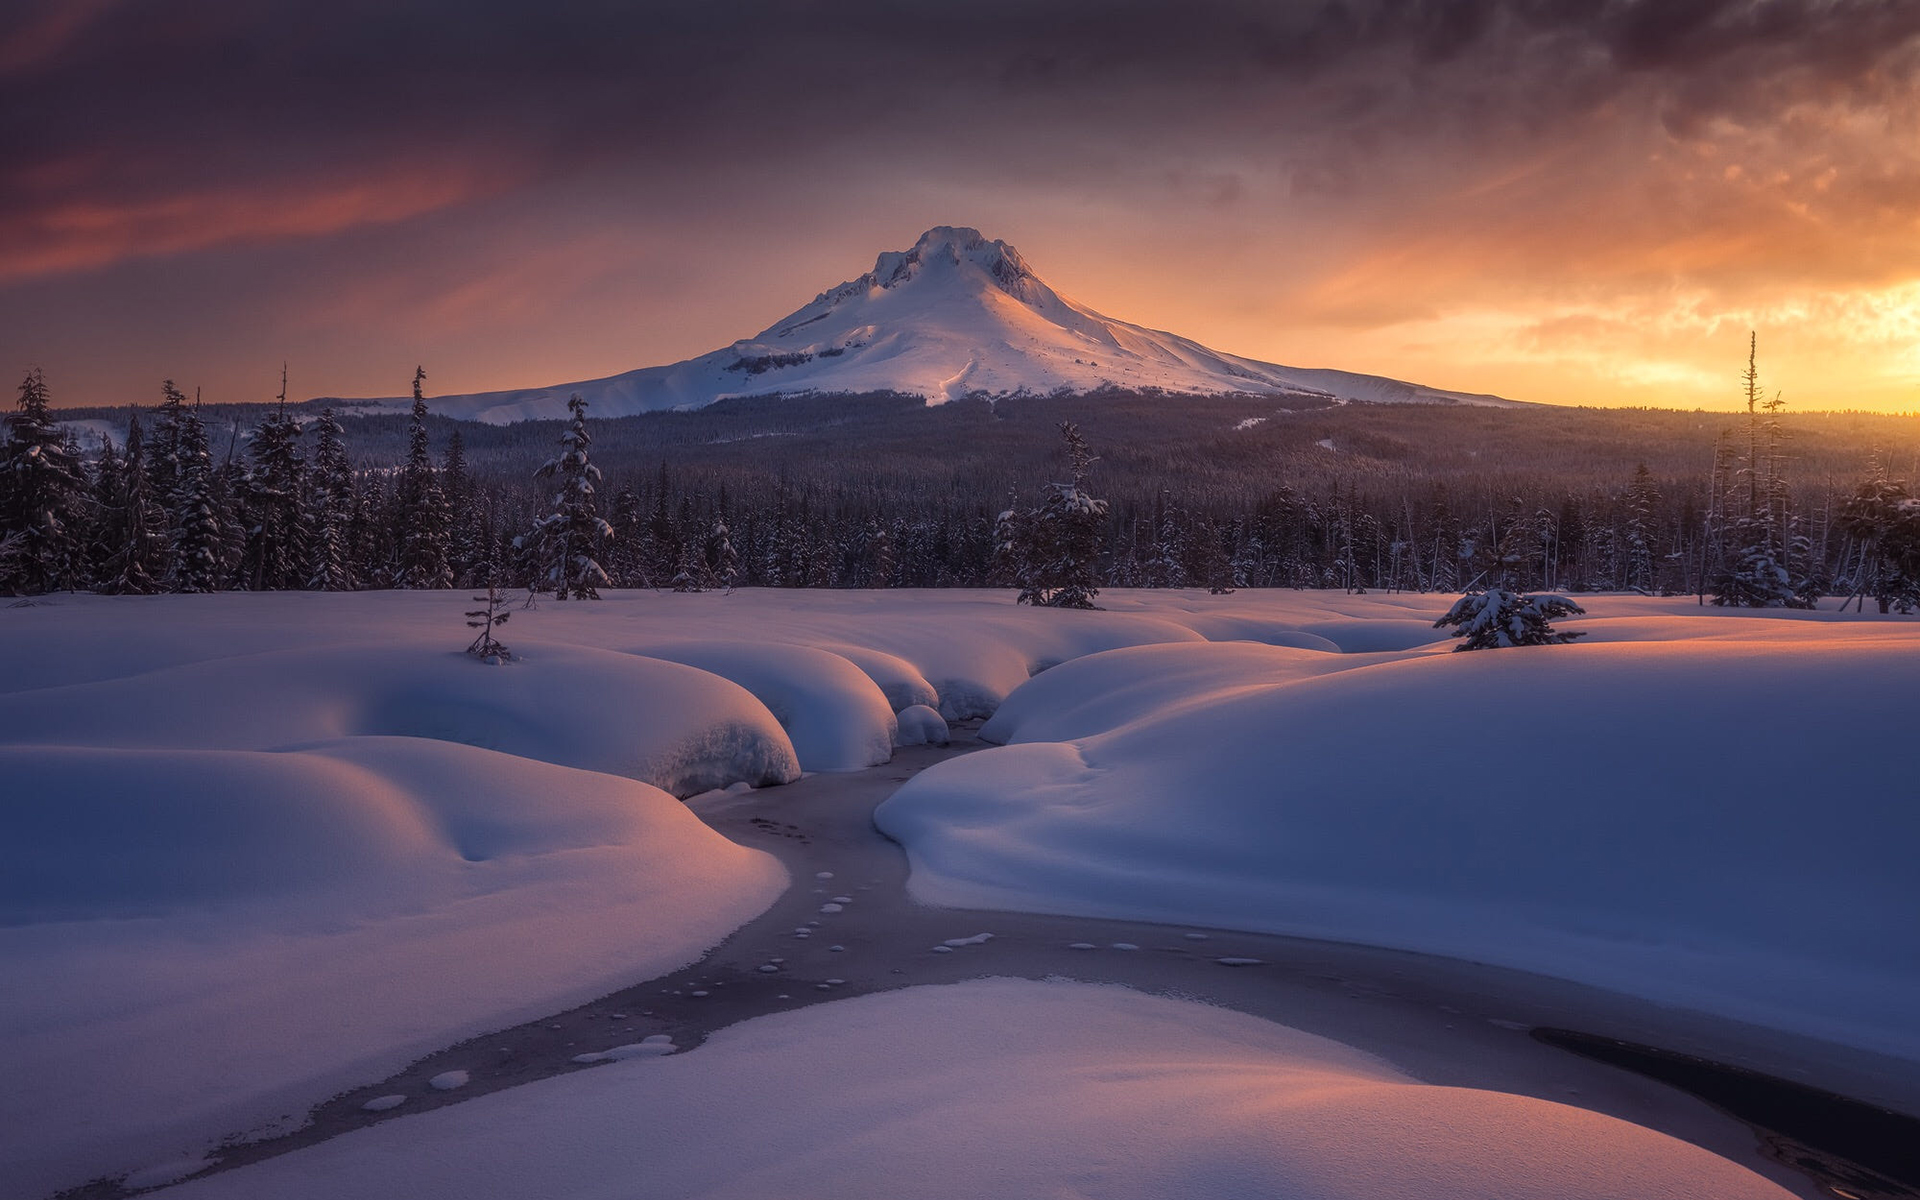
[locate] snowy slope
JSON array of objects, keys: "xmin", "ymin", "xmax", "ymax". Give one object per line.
[
  {"xmin": 157, "ymin": 980, "xmax": 1793, "ymax": 1200},
  {"xmin": 333, "ymin": 227, "xmax": 1522, "ymax": 423}
]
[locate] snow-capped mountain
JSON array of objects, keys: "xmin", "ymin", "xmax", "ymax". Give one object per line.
[{"xmin": 350, "ymin": 227, "xmax": 1522, "ymax": 423}]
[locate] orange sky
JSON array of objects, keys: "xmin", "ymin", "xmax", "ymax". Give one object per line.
[{"xmin": 3, "ymin": 0, "xmax": 1917, "ymax": 413}]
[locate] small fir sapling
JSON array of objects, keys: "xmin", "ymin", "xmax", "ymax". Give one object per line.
[{"xmin": 465, "ymin": 580, "xmax": 512, "ymax": 661}]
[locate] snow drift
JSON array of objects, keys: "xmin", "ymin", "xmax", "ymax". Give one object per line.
[
  {"xmin": 879, "ymin": 635, "xmax": 1920, "ymax": 1060},
  {"xmin": 0, "ymin": 737, "xmax": 786, "ymax": 1198},
  {"xmin": 154, "ymin": 980, "xmax": 1792, "ymax": 1200}
]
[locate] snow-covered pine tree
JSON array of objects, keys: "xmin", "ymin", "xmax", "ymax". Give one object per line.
[
  {"xmin": 240, "ymin": 400, "xmax": 306, "ymax": 591},
  {"xmin": 1622, "ymin": 463, "xmax": 1659, "ymax": 594},
  {"xmin": 168, "ymin": 408, "xmax": 225, "ymax": 593},
  {"xmin": 670, "ymin": 541, "xmax": 706, "ymax": 592},
  {"xmin": 147, "ymin": 380, "xmax": 188, "ymax": 512},
  {"xmin": 394, "ymin": 367, "xmax": 452, "ymax": 589},
  {"xmin": 1710, "ymin": 335, "xmax": 1812, "ymax": 607},
  {"xmin": 84, "ymin": 432, "xmax": 126, "ymax": 585},
  {"xmin": 862, "ymin": 520, "xmax": 894, "ymax": 587},
  {"xmin": 350, "ymin": 470, "xmax": 391, "ymax": 588},
  {"xmin": 304, "ymin": 407, "xmax": 355, "ymax": 591},
  {"xmin": 1001, "ymin": 422, "xmax": 1107, "ymax": 608},
  {"xmin": 529, "ymin": 394, "xmax": 613, "ymax": 599},
  {"xmin": 1836, "ymin": 457, "xmax": 1920, "ymax": 613},
  {"xmin": 706, "ymin": 516, "xmax": 739, "ymax": 592},
  {"xmin": 1433, "ymin": 589, "xmax": 1587, "ymax": 651},
  {"xmin": 94, "ymin": 415, "xmax": 168, "ymax": 594},
  {"xmin": 1148, "ymin": 492, "xmax": 1189, "ymax": 588},
  {"xmin": 0, "ymin": 368, "xmax": 90, "ymax": 594}
]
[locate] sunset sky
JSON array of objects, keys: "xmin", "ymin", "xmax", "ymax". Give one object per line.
[{"xmin": 5, "ymin": 0, "xmax": 1919, "ymax": 412}]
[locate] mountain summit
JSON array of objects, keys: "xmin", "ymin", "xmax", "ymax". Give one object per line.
[{"xmin": 386, "ymin": 226, "xmax": 1522, "ymax": 423}]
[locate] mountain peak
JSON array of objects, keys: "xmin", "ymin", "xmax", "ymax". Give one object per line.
[
  {"xmin": 372, "ymin": 226, "xmax": 1526, "ymax": 422},
  {"xmin": 813, "ymin": 225, "xmax": 1043, "ymax": 310}
]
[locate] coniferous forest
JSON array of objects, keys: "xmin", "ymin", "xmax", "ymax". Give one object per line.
[{"xmin": 7, "ymin": 356, "xmax": 1919, "ymax": 611}]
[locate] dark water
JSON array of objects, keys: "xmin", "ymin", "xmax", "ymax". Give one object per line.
[{"xmin": 1535, "ymin": 1028, "xmax": 1920, "ymax": 1199}]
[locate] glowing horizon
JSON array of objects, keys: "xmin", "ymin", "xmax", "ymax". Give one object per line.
[{"xmin": 4, "ymin": 1, "xmax": 1918, "ymax": 414}]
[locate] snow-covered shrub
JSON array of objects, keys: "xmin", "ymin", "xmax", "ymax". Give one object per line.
[{"xmin": 1433, "ymin": 588, "xmax": 1586, "ymax": 650}]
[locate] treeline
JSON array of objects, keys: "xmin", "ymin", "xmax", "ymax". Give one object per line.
[{"xmin": 4, "ymin": 364, "xmax": 1917, "ymax": 610}]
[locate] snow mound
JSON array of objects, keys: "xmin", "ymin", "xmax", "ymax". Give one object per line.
[
  {"xmin": 341, "ymin": 227, "xmax": 1525, "ymax": 422},
  {"xmin": 810, "ymin": 641, "xmax": 940, "ymax": 711},
  {"xmin": 979, "ymin": 640, "xmax": 1359, "ymax": 745},
  {"xmin": 0, "ymin": 737, "xmax": 785, "ymax": 1197},
  {"xmin": 628, "ymin": 640, "xmax": 896, "ymax": 771},
  {"xmin": 154, "ymin": 979, "xmax": 1790, "ymax": 1200},
  {"xmin": 879, "ymin": 638, "xmax": 1920, "ymax": 1060},
  {"xmin": 895, "ymin": 704, "xmax": 950, "ymax": 747},
  {"xmin": 0, "ymin": 642, "xmax": 801, "ymax": 797}
]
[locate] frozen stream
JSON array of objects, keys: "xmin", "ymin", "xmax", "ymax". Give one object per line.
[{"xmin": 66, "ymin": 726, "xmax": 1920, "ymax": 1200}]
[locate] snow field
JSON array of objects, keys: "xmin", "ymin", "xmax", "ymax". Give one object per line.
[
  {"xmin": 153, "ymin": 979, "xmax": 1794, "ymax": 1200},
  {"xmin": 0, "ymin": 736, "xmax": 786, "ymax": 1196},
  {"xmin": 0, "ymin": 587, "xmax": 1367, "ymax": 1194},
  {"xmin": 5, "ymin": 587, "xmax": 1913, "ymax": 1193},
  {"xmin": 879, "ymin": 628, "xmax": 1920, "ymax": 1061}
]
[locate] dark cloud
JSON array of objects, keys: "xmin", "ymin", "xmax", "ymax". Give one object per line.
[{"xmin": 2, "ymin": 0, "xmax": 1917, "ymax": 407}]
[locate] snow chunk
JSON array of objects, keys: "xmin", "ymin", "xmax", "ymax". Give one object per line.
[
  {"xmin": 895, "ymin": 704, "xmax": 951, "ymax": 747},
  {"xmin": 429, "ymin": 1070, "xmax": 470, "ymax": 1091},
  {"xmin": 360, "ymin": 1095, "xmax": 407, "ymax": 1113}
]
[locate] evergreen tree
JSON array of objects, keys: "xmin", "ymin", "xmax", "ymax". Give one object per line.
[
  {"xmin": 84, "ymin": 432, "xmax": 126, "ymax": 585},
  {"xmin": 1836, "ymin": 458, "xmax": 1920, "ymax": 613},
  {"xmin": 1434, "ymin": 589, "xmax": 1587, "ymax": 651},
  {"xmin": 646, "ymin": 463, "xmax": 679, "ymax": 584},
  {"xmin": 350, "ymin": 471, "xmax": 390, "ymax": 588},
  {"xmin": 670, "ymin": 540, "xmax": 707, "ymax": 592},
  {"xmin": 528, "ymin": 394, "xmax": 612, "ymax": 599},
  {"xmin": 96, "ymin": 416, "xmax": 168, "ymax": 594},
  {"xmin": 148, "ymin": 380, "xmax": 188, "ymax": 510},
  {"xmin": 395, "ymin": 366, "xmax": 452, "ymax": 588},
  {"xmin": 442, "ymin": 428, "xmax": 481, "ymax": 586},
  {"xmin": 1711, "ymin": 335, "xmax": 1810, "ymax": 606},
  {"xmin": 706, "ymin": 516, "xmax": 739, "ymax": 592},
  {"xmin": 1622, "ymin": 463, "xmax": 1660, "ymax": 593},
  {"xmin": 305, "ymin": 408, "xmax": 356, "ymax": 591},
  {"xmin": 464, "ymin": 580, "xmax": 512, "ymax": 661},
  {"xmin": 169, "ymin": 409, "xmax": 224, "ymax": 593},
  {"xmin": 1001, "ymin": 422, "xmax": 1107, "ymax": 608},
  {"xmin": 240, "ymin": 405, "xmax": 307, "ymax": 590},
  {"xmin": 0, "ymin": 369, "xmax": 89, "ymax": 594},
  {"xmin": 606, "ymin": 486, "xmax": 647, "ymax": 587}
]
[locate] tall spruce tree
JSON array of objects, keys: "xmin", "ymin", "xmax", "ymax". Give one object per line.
[
  {"xmin": 1711, "ymin": 334, "xmax": 1810, "ymax": 607},
  {"xmin": 1000, "ymin": 422, "xmax": 1106, "ymax": 608},
  {"xmin": 240, "ymin": 397, "xmax": 307, "ymax": 591},
  {"xmin": 169, "ymin": 408, "xmax": 224, "ymax": 593},
  {"xmin": 395, "ymin": 366, "xmax": 452, "ymax": 588},
  {"xmin": 95, "ymin": 415, "xmax": 168, "ymax": 594},
  {"xmin": 0, "ymin": 369, "xmax": 89, "ymax": 594},
  {"xmin": 528, "ymin": 394, "xmax": 612, "ymax": 599},
  {"xmin": 305, "ymin": 407, "xmax": 355, "ymax": 591}
]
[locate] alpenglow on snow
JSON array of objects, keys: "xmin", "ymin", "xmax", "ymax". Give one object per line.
[{"xmin": 328, "ymin": 227, "xmax": 1523, "ymax": 423}]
